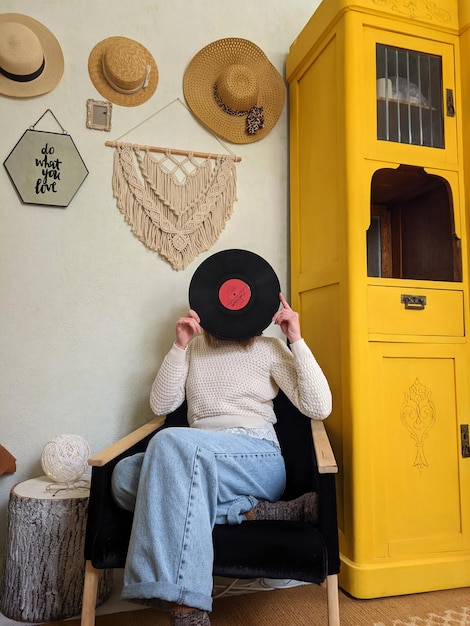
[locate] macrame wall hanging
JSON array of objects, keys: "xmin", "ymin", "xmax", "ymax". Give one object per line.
[{"xmin": 105, "ymin": 99, "xmax": 241, "ymax": 271}]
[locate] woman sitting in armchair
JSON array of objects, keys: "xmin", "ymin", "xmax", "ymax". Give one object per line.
[{"xmin": 111, "ymin": 253, "xmax": 332, "ymax": 626}]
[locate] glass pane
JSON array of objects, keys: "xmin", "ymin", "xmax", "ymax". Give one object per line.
[
  {"xmin": 376, "ymin": 44, "xmax": 444, "ymax": 148},
  {"xmin": 367, "ymin": 215, "xmax": 382, "ymax": 277}
]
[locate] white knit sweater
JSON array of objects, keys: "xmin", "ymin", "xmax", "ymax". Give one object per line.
[{"xmin": 150, "ymin": 335, "xmax": 332, "ymax": 434}]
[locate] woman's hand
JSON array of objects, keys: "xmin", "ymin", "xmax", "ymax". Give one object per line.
[
  {"xmin": 272, "ymin": 293, "xmax": 302, "ymax": 344},
  {"xmin": 175, "ymin": 309, "xmax": 201, "ymax": 350}
]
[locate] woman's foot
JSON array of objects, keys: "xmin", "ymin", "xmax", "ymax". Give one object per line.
[
  {"xmin": 248, "ymin": 492, "xmax": 318, "ymax": 523},
  {"xmin": 170, "ymin": 607, "xmax": 210, "ymax": 625}
]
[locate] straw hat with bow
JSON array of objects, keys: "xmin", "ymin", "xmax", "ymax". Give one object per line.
[
  {"xmin": 183, "ymin": 38, "xmax": 286, "ymax": 144},
  {"xmin": 0, "ymin": 13, "xmax": 64, "ymax": 97},
  {"xmin": 88, "ymin": 36, "xmax": 158, "ymax": 107}
]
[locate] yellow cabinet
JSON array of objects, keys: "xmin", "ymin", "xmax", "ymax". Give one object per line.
[{"xmin": 287, "ymin": 0, "xmax": 470, "ymax": 598}]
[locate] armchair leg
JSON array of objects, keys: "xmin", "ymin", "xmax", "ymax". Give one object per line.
[
  {"xmin": 326, "ymin": 574, "xmax": 340, "ymax": 626},
  {"xmin": 81, "ymin": 560, "xmax": 99, "ymax": 626}
]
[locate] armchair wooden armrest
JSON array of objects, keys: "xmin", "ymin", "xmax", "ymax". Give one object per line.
[
  {"xmin": 311, "ymin": 420, "xmax": 338, "ymax": 474},
  {"xmin": 87, "ymin": 414, "xmax": 337, "ymax": 474},
  {"xmin": 88, "ymin": 415, "xmax": 166, "ymax": 467},
  {"xmin": 310, "ymin": 419, "xmax": 339, "ymax": 625}
]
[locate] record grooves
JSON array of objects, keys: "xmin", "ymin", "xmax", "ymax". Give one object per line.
[{"xmin": 189, "ymin": 249, "xmax": 281, "ymax": 340}]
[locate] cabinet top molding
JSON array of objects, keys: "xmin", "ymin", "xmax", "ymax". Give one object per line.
[
  {"xmin": 286, "ymin": 0, "xmax": 461, "ymax": 81},
  {"xmin": 371, "ymin": 0, "xmax": 452, "ymax": 24}
]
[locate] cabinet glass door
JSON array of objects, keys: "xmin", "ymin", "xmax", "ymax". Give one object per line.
[{"xmin": 376, "ymin": 44, "xmax": 444, "ymax": 148}]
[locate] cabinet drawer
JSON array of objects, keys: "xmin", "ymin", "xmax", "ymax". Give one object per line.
[{"xmin": 368, "ymin": 286, "xmax": 464, "ymax": 336}]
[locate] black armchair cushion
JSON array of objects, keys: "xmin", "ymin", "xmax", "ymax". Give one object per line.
[
  {"xmin": 213, "ymin": 520, "xmax": 328, "ymax": 582},
  {"xmin": 84, "ymin": 391, "xmax": 339, "ymax": 581}
]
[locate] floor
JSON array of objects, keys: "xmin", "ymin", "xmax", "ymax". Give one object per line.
[{"xmin": 0, "ymin": 573, "xmax": 303, "ymax": 625}]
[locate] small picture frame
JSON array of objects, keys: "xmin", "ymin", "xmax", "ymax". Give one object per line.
[{"xmin": 86, "ymin": 99, "xmax": 112, "ymax": 131}]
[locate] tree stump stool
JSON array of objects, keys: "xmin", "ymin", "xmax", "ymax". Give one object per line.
[{"xmin": 0, "ymin": 476, "xmax": 113, "ymax": 622}]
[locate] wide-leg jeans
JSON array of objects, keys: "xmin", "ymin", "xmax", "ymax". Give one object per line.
[{"xmin": 111, "ymin": 427, "xmax": 287, "ymax": 611}]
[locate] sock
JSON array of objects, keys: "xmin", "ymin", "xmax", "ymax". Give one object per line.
[
  {"xmin": 249, "ymin": 492, "xmax": 318, "ymax": 523},
  {"xmin": 170, "ymin": 607, "xmax": 211, "ymax": 626}
]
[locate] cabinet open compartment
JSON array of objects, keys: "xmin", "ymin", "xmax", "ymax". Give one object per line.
[{"xmin": 366, "ymin": 165, "xmax": 462, "ymax": 282}]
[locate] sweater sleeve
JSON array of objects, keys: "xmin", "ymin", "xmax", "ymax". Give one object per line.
[
  {"xmin": 271, "ymin": 339, "xmax": 332, "ymax": 420},
  {"xmin": 150, "ymin": 343, "xmax": 188, "ymax": 415}
]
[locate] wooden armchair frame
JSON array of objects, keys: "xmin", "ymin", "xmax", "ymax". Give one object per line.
[{"xmin": 81, "ymin": 393, "xmax": 340, "ymax": 626}]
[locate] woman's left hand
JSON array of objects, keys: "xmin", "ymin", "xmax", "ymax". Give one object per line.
[{"xmin": 272, "ymin": 293, "xmax": 302, "ymax": 344}]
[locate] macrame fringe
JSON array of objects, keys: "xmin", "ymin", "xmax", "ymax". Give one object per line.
[{"xmin": 111, "ymin": 144, "xmax": 238, "ymax": 270}]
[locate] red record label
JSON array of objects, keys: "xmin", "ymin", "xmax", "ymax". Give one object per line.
[{"xmin": 218, "ymin": 278, "xmax": 251, "ymax": 311}]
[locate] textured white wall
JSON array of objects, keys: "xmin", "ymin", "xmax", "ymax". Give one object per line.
[{"xmin": 0, "ymin": 0, "xmax": 319, "ymax": 564}]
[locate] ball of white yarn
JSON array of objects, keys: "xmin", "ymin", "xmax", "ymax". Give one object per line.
[{"xmin": 41, "ymin": 434, "xmax": 91, "ymax": 483}]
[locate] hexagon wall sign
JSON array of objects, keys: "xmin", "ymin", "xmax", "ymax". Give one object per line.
[{"xmin": 4, "ymin": 128, "xmax": 88, "ymax": 208}]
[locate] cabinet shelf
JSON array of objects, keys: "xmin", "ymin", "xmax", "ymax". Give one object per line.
[{"xmin": 377, "ymin": 96, "xmax": 436, "ymax": 111}]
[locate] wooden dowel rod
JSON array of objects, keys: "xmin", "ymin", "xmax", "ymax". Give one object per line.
[{"xmin": 105, "ymin": 141, "xmax": 242, "ymax": 162}]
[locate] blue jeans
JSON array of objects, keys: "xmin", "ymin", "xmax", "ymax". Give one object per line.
[{"xmin": 111, "ymin": 427, "xmax": 286, "ymax": 612}]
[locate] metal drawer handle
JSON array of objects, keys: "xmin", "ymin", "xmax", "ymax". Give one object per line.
[{"xmin": 401, "ymin": 294, "xmax": 427, "ymax": 310}]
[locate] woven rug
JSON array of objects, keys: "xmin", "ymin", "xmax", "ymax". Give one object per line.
[{"xmin": 56, "ymin": 583, "xmax": 470, "ymax": 626}]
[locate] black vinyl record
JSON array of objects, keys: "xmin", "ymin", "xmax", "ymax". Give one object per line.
[{"xmin": 189, "ymin": 249, "xmax": 281, "ymax": 340}]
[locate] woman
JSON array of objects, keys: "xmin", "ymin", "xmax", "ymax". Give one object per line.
[{"xmin": 112, "ymin": 293, "xmax": 332, "ymax": 626}]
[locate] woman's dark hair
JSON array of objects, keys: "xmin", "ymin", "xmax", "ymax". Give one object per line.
[{"xmin": 203, "ymin": 330, "xmax": 258, "ymax": 348}]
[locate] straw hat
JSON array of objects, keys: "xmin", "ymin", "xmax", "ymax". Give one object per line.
[
  {"xmin": 0, "ymin": 13, "xmax": 64, "ymax": 97},
  {"xmin": 183, "ymin": 38, "xmax": 286, "ymax": 144},
  {"xmin": 88, "ymin": 36, "xmax": 158, "ymax": 107}
]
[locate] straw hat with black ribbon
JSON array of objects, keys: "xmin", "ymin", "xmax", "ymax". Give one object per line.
[
  {"xmin": 183, "ymin": 38, "xmax": 286, "ymax": 144},
  {"xmin": 0, "ymin": 13, "xmax": 64, "ymax": 98},
  {"xmin": 88, "ymin": 36, "xmax": 158, "ymax": 107}
]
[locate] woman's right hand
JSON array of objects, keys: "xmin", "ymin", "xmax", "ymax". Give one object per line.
[{"xmin": 175, "ymin": 309, "xmax": 201, "ymax": 350}]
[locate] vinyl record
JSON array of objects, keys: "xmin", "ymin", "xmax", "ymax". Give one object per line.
[{"xmin": 189, "ymin": 249, "xmax": 281, "ymax": 340}]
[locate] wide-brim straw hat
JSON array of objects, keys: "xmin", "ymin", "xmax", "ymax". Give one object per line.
[
  {"xmin": 183, "ymin": 38, "xmax": 286, "ymax": 144},
  {"xmin": 88, "ymin": 36, "xmax": 158, "ymax": 107},
  {"xmin": 0, "ymin": 13, "xmax": 64, "ymax": 98}
]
